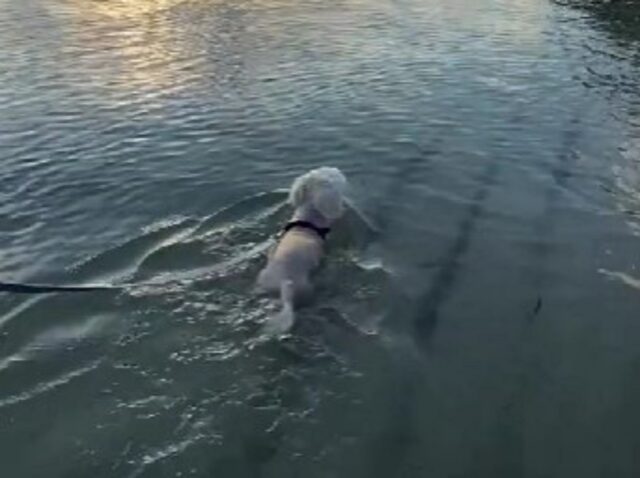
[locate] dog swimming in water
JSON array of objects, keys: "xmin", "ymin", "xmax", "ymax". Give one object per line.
[
  {"xmin": 0, "ymin": 167, "xmax": 349, "ymax": 338},
  {"xmin": 257, "ymin": 167, "xmax": 348, "ymax": 335}
]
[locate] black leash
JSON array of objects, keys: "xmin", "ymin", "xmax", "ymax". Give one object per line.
[
  {"xmin": 1, "ymin": 220, "xmax": 333, "ymax": 295},
  {"xmin": 0, "ymin": 281, "xmax": 118, "ymax": 294}
]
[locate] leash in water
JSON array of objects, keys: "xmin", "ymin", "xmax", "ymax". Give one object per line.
[
  {"xmin": 0, "ymin": 197, "xmax": 378, "ymax": 297},
  {"xmin": 0, "ymin": 281, "xmax": 120, "ymax": 294}
]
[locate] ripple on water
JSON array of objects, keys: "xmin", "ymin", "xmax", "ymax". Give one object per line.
[
  {"xmin": 0, "ymin": 359, "xmax": 103, "ymax": 409},
  {"xmin": 2, "ymin": 0, "xmax": 640, "ymax": 475},
  {"xmin": 0, "ymin": 187, "xmax": 387, "ymax": 474}
]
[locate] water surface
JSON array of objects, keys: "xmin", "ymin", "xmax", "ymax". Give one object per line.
[{"xmin": 1, "ymin": 0, "xmax": 640, "ymax": 476}]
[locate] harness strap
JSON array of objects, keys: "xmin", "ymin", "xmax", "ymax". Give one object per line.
[{"xmin": 283, "ymin": 220, "xmax": 330, "ymax": 240}]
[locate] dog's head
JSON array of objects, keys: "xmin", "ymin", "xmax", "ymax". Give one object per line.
[{"xmin": 289, "ymin": 167, "xmax": 348, "ymax": 221}]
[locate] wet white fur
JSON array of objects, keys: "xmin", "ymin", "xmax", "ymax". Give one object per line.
[{"xmin": 258, "ymin": 167, "xmax": 347, "ymax": 335}]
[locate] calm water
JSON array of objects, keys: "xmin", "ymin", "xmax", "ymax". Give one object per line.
[{"xmin": 1, "ymin": 0, "xmax": 640, "ymax": 476}]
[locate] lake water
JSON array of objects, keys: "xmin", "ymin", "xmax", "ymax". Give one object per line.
[{"xmin": 1, "ymin": 0, "xmax": 640, "ymax": 476}]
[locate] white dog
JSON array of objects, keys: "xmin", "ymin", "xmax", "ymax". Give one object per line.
[{"xmin": 257, "ymin": 167, "xmax": 348, "ymax": 335}]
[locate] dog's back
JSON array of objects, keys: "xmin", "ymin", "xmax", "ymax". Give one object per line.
[{"xmin": 257, "ymin": 229, "xmax": 321, "ymax": 296}]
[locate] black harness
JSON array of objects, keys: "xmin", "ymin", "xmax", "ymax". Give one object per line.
[{"xmin": 283, "ymin": 220, "xmax": 331, "ymax": 240}]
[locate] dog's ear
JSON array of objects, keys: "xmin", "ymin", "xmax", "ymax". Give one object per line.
[{"xmin": 288, "ymin": 173, "xmax": 309, "ymax": 207}]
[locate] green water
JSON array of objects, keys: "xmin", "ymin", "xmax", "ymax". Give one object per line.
[{"xmin": 1, "ymin": 0, "xmax": 640, "ymax": 476}]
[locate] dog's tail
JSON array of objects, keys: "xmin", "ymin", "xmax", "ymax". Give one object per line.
[{"xmin": 262, "ymin": 280, "xmax": 296, "ymax": 337}]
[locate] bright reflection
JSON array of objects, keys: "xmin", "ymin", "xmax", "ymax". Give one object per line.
[
  {"xmin": 71, "ymin": 0, "xmax": 189, "ymax": 19},
  {"xmin": 48, "ymin": 0, "xmax": 199, "ymax": 104}
]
